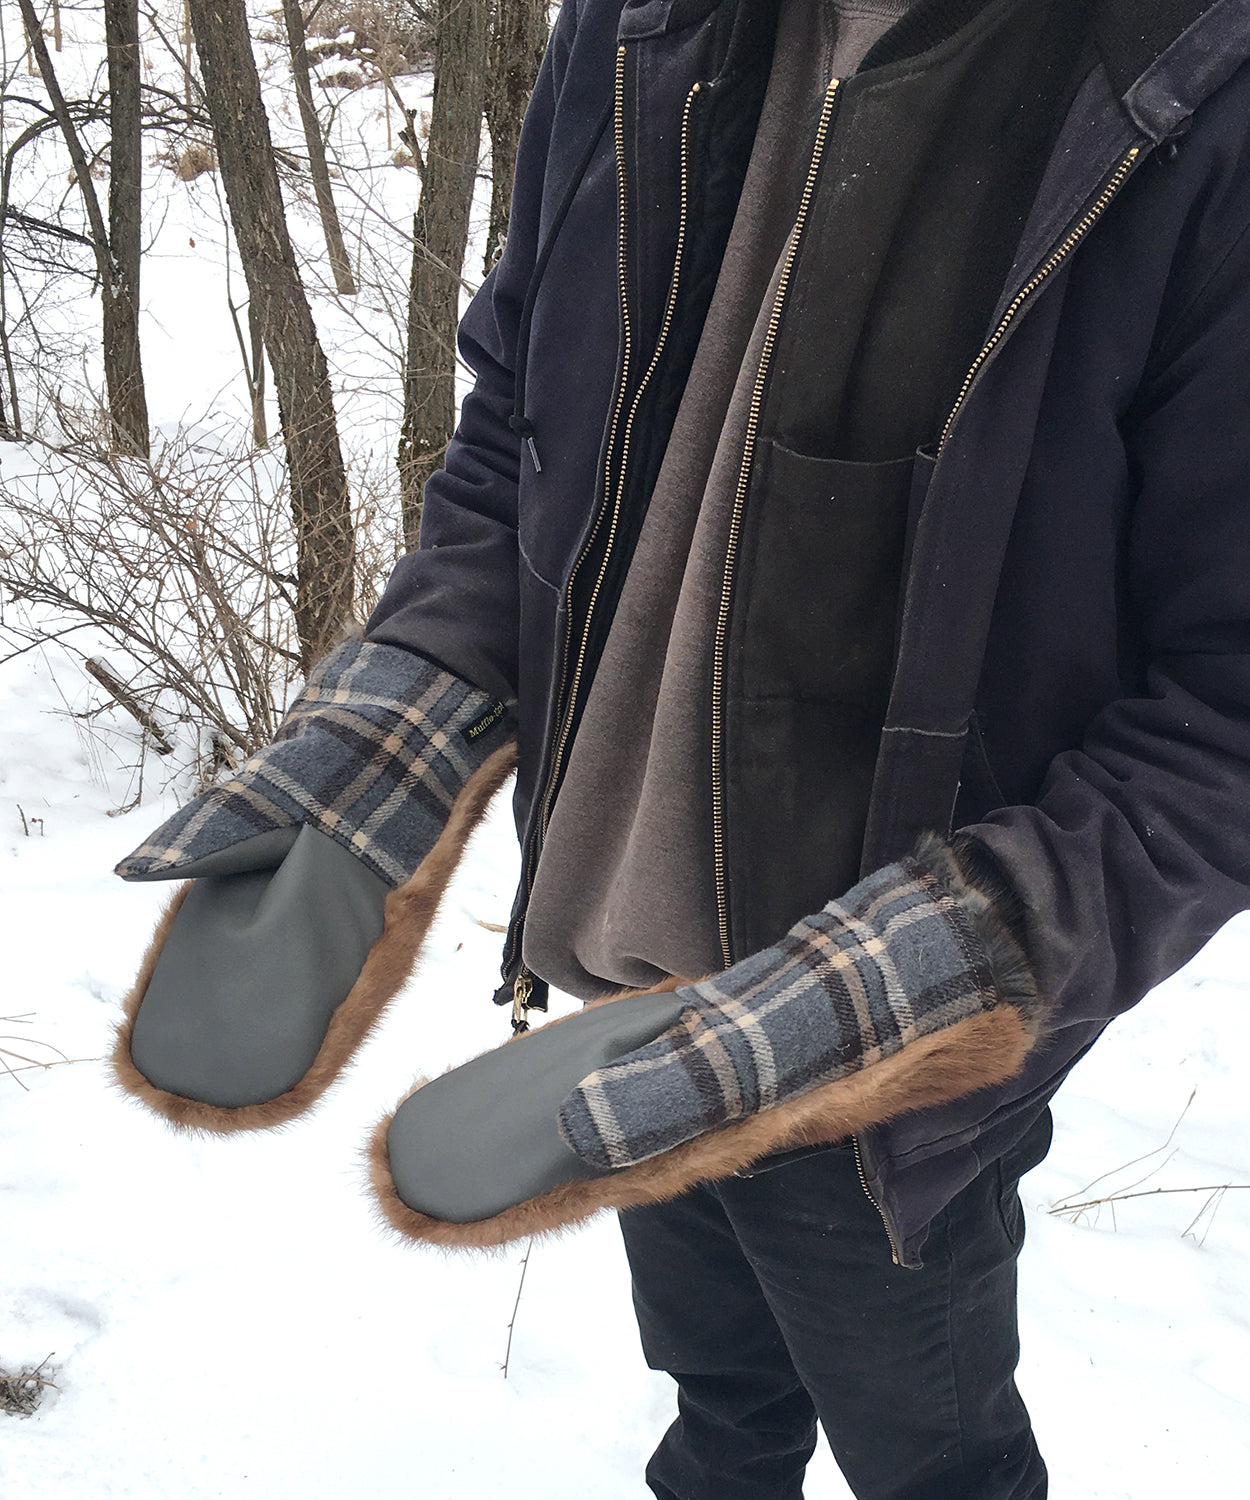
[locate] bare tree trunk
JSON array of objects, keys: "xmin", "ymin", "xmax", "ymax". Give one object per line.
[
  {"xmin": 187, "ymin": 0, "xmax": 353, "ymax": 670},
  {"xmin": 104, "ymin": 0, "xmax": 150, "ymax": 456},
  {"xmin": 226, "ymin": 285, "xmax": 269, "ymax": 448},
  {"xmin": 0, "ymin": 215, "xmax": 20, "ymax": 436},
  {"xmin": 247, "ymin": 298, "xmax": 267, "ymax": 447},
  {"xmin": 397, "ymin": 0, "xmax": 488, "ymax": 549},
  {"xmin": 19, "ymin": 0, "xmax": 149, "ymax": 454},
  {"xmin": 183, "ymin": 1, "xmax": 194, "ymax": 111},
  {"xmin": 0, "ymin": 352, "xmax": 12, "ymax": 439},
  {"xmin": 484, "ymin": 0, "xmax": 549, "ymax": 275},
  {"xmin": 280, "ymin": 0, "xmax": 356, "ymax": 296},
  {"xmin": 0, "ymin": 232, "xmax": 18, "ymax": 437}
]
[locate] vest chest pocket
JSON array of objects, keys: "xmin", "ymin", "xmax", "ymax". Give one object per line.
[{"xmin": 737, "ymin": 441, "xmax": 915, "ymax": 706}]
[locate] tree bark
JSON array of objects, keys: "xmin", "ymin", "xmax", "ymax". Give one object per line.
[
  {"xmin": 103, "ymin": 0, "xmax": 150, "ymax": 456},
  {"xmin": 280, "ymin": 0, "xmax": 356, "ymax": 296},
  {"xmin": 484, "ymin": 0, "xmax": 549, "ymax": 275},
  {"xmin": 186, "ymin": 0, "xmax": 353, "ymax": 671},
  {"xmin": 19, "ymin": 0, "xmax": 149, "ymax": 454},
  {"xmin": 397, "ymin": 0, "xmax": 488, "ymax": 549}
]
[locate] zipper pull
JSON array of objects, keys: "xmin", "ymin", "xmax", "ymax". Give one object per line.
[
  {"xmin": 511, "ymin": 970, "xmax": 533, "ymax": 1035},
  {"xmin": 492, "ymin": 965, "xmax": 549, "ymax": 1035},
  {"xmin": 508, "ymin": 414, "xmax": 542, "ymax": 473}
]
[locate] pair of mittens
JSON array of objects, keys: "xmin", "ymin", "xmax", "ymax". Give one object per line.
[
  {"xmin": 112, "ymin": 639, "xmax": 515, "ymax": 1131},
  {"xmin": 370, "ymin": 841, "xmax": 1046, "ymax": 1249}
]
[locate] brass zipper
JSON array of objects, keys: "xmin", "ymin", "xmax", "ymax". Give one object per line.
[
  {"xmin": 854, "ymin": 1135, "xmax": 901, "ymax": 1266},
  {"xmin": 539, "ymin": 72, "xmax": 702, "ymax": 846},
  {"xmin": 848, "ymin": 144, "xmax": 1144, "ymax": 1256},
  {"xmin": 507, "ymin": 52, "xmax": 702, "ymax": 1005},
  {"xmin": 936, "ymin": 144, "xmax": 1142, "ymax": 455},
  {"xmin": 710, "ymin": 76, "xmax": 842, "ymax": 970}
]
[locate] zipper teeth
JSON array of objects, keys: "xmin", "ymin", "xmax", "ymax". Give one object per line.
[
  {"xmin": 853, "ymin": 1135, "xmax": 900, "ymax": 1266},
  {"xmin": 539, "ymin": 74, "xmax": 701, "ymax": 842},
  {"xmin": 517, "ymin": 41, "xmax": 630, "ymax": 911},
  {"xmin": 507, "ymin": 50, "xmax": 697, "ymax": 973},
  {"xmin": 710, "ymin": 75, "xmax": 842, "ymax": 969},
  {"xmin": 849, "ymin": 144, "xmax": 1142, "ymax": 1256},
  {"xmin": 937, "ymin": 144, "xmax": 1142, "ymax": 455}
]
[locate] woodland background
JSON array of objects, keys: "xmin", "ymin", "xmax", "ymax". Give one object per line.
[{"xmin": 1, "ymin": 0, "xmax": 548, "ymax": 783}]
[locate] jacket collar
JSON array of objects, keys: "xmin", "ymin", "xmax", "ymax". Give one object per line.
[
  {"xmin": 1110, "ymin": 0, "xmax": 1250, "ymax": 139},
  {"xmin": 619, "ymin": 0, "xmax": 1248, "ymax": 135}
]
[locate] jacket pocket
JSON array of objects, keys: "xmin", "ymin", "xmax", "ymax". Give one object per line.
[
  {"xmin": 725, "ymin": 444, "xmax": 916, "ymax": 950},
  {"xmin": 738, "ymin": 442, "xmax": 915, "ymax": 705}
]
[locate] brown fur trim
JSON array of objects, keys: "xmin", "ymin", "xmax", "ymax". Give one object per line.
[
  {"xmin": 365, "ymin": 1002, "xmax": 1032, "ymax": 1251},
  {"xmin": 912, "ymin": 831, "xmax": 1050, "ymax": 1039},
  {"xmin": 110, "ymin": 740, "xmax": 518, "ymax": 1134}
]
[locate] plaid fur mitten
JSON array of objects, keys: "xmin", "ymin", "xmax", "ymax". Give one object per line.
[
  {"xmin": 116, "ymin": 639, "xmax": 511, "ymax": 889},
  {"xmin": 113, "ymin": 640, "xmax": 516, "ymax": 1132},
  {"xmin": 557, "ymin": 855, "xmax": 1030, "ymax": 1171},
  {"xmin": 370, "ymin": 839, "xmax": 1046, "ymax": 1249}
]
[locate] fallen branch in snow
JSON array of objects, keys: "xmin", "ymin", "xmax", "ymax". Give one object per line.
[
  {"xmin": 1050, "ymin": 1181, "xmax": 1249, "ymax": 1250},
  {"xmin": 1047, "ymin": 1090, "xmax": 1192, "ymax": 1230},
  {"xmin": 1050, "ymin": 1183, "xmax": 1249, "ymax": 1216},
  {"xmin": 1047, "ymin": 1090, "xmax": 1248, "ymax": 1243},
  {"xmin": 0, "ymin": 1355, "xmax": 56, "ymax": 1417},
  {"xmin": 501, "ymin": 1239, "xmax": 534, "ymax": 1381},
  {"xmin": 84, "ymin": 655, "xmax": 175, "ymax": 756},
  {"xmin": 0, "ymin": 1015, "xmax": 88, "ymax": 1091}
]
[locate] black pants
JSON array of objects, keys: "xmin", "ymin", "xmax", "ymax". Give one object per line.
[{"xmin": 619, "ymin": 1110, "xmax": 1053, "ymax": 1500}]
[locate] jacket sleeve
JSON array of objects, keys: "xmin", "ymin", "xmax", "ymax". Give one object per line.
[
  {"xmin": 364, "ymin": 2, "xmax": 584, "ymax": 705},
  {"xmin": 961, "ymin": 197, "xmax": 1250, "ymax": 1027}
]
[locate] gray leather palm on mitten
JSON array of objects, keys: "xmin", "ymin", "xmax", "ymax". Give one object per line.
[
  {"xmin": 129, "ymin": 825, "xmax": 387, "ymax": 1108},
  {"xmin": 384, "ymin": 990, "xmax": 691, "ymax": 1223},
  {"xmin": 113, "ymin": 639, "xmax": 516, "ymax": 1131},
  {"xmin": 369, "ymin": 840, "xmax": 1046, "ymax": 1250}
]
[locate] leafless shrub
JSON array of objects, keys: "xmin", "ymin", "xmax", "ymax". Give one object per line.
[
  {"xmin": 0, "ymin": 418, "xmax": 308, "ymax": 783},
  {"xmin": 348, "ymin": 447, "xmax": 405, "ymax": 619}
]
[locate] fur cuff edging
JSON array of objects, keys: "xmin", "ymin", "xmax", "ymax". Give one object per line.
[
  {"xmin": 912, "ymin": 831, "xmax": 1048, "ymax": 1040},
  {"xmin": 110, "ymin": 740, "xmax": 518, "ymax": 1134},
  {"xmin": 365, "ymin": 1004, "xmax": 1033, "ymax": 1252}
]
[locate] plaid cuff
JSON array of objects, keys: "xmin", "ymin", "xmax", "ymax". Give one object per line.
[
  {"xmin": 558, "ymin": 858, "xmax": 1001, "ymax": 1171},
  {"xmin": 115, "ymin": 641, "xmax": 511, "ymax": 888}
]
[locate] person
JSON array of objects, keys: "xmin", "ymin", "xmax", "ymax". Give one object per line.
[{"xmin": 115, "ymin": 1, "xmax": 1250, "ymax": 1496}]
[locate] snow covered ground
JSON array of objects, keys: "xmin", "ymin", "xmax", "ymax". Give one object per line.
[{"xmin": 2, "ymin": 616, "xmax": 1249, "ymax": 1498}]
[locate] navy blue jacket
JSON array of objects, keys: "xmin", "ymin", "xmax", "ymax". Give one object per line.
[{"xmin": 369, "ymin": 0, "xmax": 1250, "ymax": 1264}]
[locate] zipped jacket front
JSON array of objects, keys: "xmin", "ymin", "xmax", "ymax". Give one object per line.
[{"xmin": 367, "ymin": 0, "xmax": 1250, "ymax": 1262}]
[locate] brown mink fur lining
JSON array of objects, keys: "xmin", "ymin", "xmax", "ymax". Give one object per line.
[
  {"xmin": 367, "ymin": 834, "xmax": 1045, "ymax": 1250},
  {"xmin": 111, "ymin": 740, "xmax": 517, "ymax": 1134}
]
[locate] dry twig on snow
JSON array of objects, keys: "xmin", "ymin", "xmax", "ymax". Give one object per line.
[
  {"xmin": 1047, "ymin": 1090, "xmax": 1248, "ymax": 1244},
  {"xmin": 0, "ymin": 1356, "xmax": 57, "ymax": 1417},
  {"xmin": 0, "ymin": 1013, "xmax": 86, "ymax": 1090}
]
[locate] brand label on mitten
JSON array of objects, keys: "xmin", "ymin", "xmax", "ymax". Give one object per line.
[{"xmin": 466, "ymin": 702, "xmax": 508, "ymax": 740}]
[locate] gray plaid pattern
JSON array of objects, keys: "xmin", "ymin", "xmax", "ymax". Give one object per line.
[
  {"xmin": 558, "ymin": 860, "xmax": 998, "ymax": 1170},
  {"xmin": 115, "ymin": 641, "xmax": 511, "ymax": 888}
]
